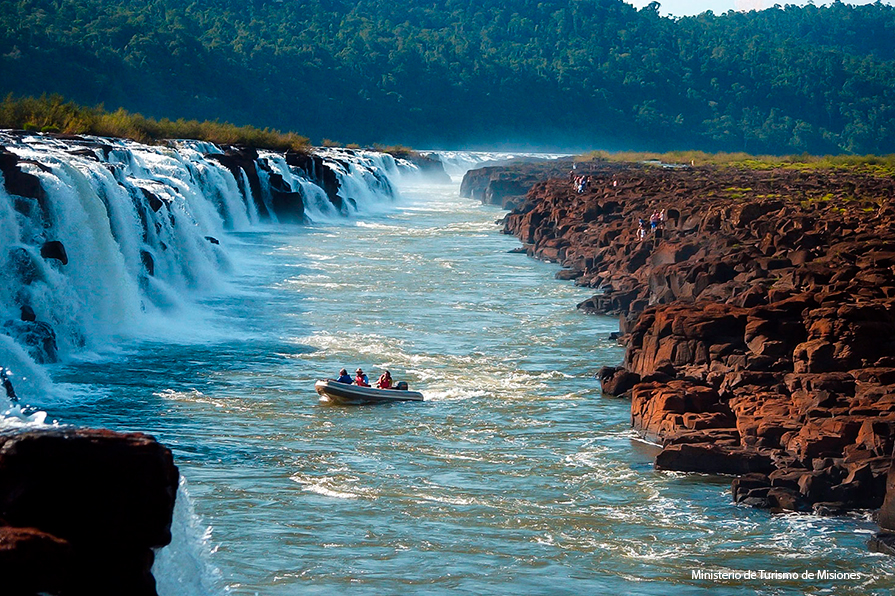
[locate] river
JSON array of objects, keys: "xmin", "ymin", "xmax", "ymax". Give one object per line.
[{"xmin": 7, "ymin": 167, "xmax": 895, "ymax": 595}]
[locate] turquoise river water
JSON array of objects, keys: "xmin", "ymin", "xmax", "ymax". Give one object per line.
[{"xmin": 41, "ymin": 180, "xmax": 895, "ymax": 595}]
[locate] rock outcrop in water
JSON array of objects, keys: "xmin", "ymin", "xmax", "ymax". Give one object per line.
[
  {"xmin": 474, "ymin": 159, "xmax": 895, "ymax": 519},
  {"xmin": 0, "ymin": 427, "xmax": 179, "ymax": 595}
]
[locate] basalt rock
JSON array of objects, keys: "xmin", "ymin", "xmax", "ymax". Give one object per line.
[
  {"xmin": 490, "ymin": 159, "xmax": 895, "ymax": 524},
  {"xmin": 3, "ymin": 319, "xmax": 58, "ymax": 364},
  {"xmin": 0, "ymin": 148, "xmax": 46, "ymax": 203},
  {"xmin": 0, "ymin": 428, "xmax": 179, "ymax": 595},
  {"xmin": 207, "ymin": 146, "xmax": 266, "ymax": 215},
  {"xmin": 40, "ymin": 240, "xmax": 68, "ymax": 265},
  {"xmin": 285, "ymin": 151, "xmax": 342, "ymax": 210},
  {"xmin": 404, "ymin": 153, "xmax": 451, "ymax": 183}
]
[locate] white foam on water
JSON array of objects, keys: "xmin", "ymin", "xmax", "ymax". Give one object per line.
[{"xmin": 154, "ymin": 477, "xmax": 224, "ymax": 596}]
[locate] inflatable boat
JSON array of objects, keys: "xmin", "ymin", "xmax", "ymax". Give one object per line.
[{"xmin": 315, "ymin": 379, "xmax": 424, "ymax": 405}]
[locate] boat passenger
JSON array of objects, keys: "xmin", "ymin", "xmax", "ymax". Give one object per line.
[
  {"xmin": 377, "ymin": 370, "xmax": 393, "ymax": 389},
  {"xmin": 355, "ymin": 368, "xmax": 370, "ymax": 387},
  {"xmin": 336, "ymin": 368, "xmax": 352, "ymax": 384}
]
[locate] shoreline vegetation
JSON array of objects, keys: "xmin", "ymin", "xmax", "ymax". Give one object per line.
[
  {"xmin": 0, "ymin": 94, "xmax": 432, "ymax": 162},
  {"xmin": 0, "ymin": 94, "xmax": 312, "ymax": 153},
  {"xmin": 580, "ymin": 150, "xmax": 895, "ymax": 173}
]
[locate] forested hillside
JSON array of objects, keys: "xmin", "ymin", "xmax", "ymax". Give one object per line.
[{"xmin": 2, "ymin": 0, "xmax": 894, "ymax": 153}]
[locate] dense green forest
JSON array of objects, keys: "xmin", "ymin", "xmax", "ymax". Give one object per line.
[{"xmin": 1, "ymin": 0, "xmax": 894, "ymax": 153}]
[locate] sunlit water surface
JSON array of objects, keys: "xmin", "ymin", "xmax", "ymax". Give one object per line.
[{"xmin": 47, "ymin": 183, "xmax": 893, "ymax": 595}]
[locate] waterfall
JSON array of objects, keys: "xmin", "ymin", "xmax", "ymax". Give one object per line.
[
  {"xmin": 0, "ymin": 132, "xmax": 424, "ymax": 403},
  {"xmin": 424, "ymin": 150, "xmax": 572, "ymax": 182},
  {"xmin": 0, "ymin": 133, "xmax": 445, "ymax": 594}
]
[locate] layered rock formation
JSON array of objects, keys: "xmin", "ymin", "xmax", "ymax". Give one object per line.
[
  {"xmin": 0, "ymin": 428, "xmax": 179, "ymax": 595},
  {"xmin": 488, "ymin": 160, "xmax": 895, "ymax": 516}
]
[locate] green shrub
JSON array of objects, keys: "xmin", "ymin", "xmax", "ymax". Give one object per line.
[{"xmin": 0, "ymin": 94, "xmax": 311, "ymax": 152}]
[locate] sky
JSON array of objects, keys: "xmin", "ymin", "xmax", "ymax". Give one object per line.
[{"xmin": 626, "ymin": 0, "xmax": 890, "ymax": 17}]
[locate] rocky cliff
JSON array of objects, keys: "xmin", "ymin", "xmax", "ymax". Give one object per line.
[
  {"xmin": 0, "ymin": 427, "xmax": 179, "ymax": 595},
  {"xmin": 481, "ymin": 159, "xmax": 895, "ymax": 518}
]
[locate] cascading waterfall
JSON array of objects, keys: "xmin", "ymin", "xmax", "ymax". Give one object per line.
[
  {"xmin": 0, "ymin": 131, "xmax": 437, "ymax": 596},
  {"xmin": 0, "ymin": 133, "xmax": 426, "ymax": 404},
  {"xmin": 425, "ymin": 150, "xmax": 571, "ymax": 182}
]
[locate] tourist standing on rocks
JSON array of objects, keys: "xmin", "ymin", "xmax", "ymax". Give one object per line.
[
  {"xmin": 638, "ymin": 218, "xmax": 648, "ymax": 240},
  {"xmin": 577, "ymin": 176, "xmax": 589, "ymax": 193}
]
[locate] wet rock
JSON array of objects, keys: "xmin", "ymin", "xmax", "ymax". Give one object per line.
[
  {"xmin": 0, "ymin": 428, "xmax": 179, "ymax": 595},
  {"xmin": 207, "ymin": 147, "xmax": 265, "ymax": 215},
  {"xmin": 285, "ymin": 151, "xmax": 342, "ymax": 209},
  {"xmin": 19, "ymin": 305, "xmax": 35, "ymax": 322},
  {"xmin": 655, "ymin": 443, "xmax": 775, "ymax": 475},
  {"xmin": 869, "ymin": 533, "xmax": 895, "ymax": 555},
  {"xmin": 140, "ymin": 250, "xmax": 155, "ymax": 276},
  {"xmin": 596, "ymin": 366, "xmax": 640, "ymax": 397},
  {"xmin": 2, "ymin": 319, "xmax": 58, "ymax": 364},
  {"xmin": 0, "ymin": 526, "xmax": 73, "ymax": 594},
  {"xmin": 40, "ymin": 240, "xmax": 68, "ymax": 265},
  {"xmin": 0, "ymin": 148, "xmax": 46, "ymax": 202},
  {"xmin": 767, "ymin": 486, "xmax": 810, "ymax": 512},
  {"xmin": 140, "ymin": 188, "xmax": 164, "ymax": 212},
  {"xmin": 7, "ymin": 247, "xmax": 41, "ymax": 285}
]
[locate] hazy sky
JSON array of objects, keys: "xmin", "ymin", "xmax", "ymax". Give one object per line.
[{"xmin": 626, "ymin": 0, "xmax": 890, "ymax": 17}]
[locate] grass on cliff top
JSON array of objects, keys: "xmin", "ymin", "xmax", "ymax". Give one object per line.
[
  {"xmin": 579, "ymin": 150, "xmax": 895, "ymax": 173},
  {"xmin": 0, "ymin": 94, "xmax": 311, "ymax": 152}
]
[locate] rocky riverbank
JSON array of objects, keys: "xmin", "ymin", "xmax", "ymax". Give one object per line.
[
  {"xmin": 0, "ymin": 427, "xmax": 178, "ymax": 595},
  {"xmin": 464, "ymin": 159, "xmax": 895, "ymax": 523}
]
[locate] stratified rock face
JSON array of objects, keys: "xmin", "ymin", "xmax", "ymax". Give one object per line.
[
  {"xmin": 460, "ymin": 160, "xmax": 575, "ymax": 210},
  {"xmin": 0, "ymin": 428, "xmax": 179, "ymax": 595},
  {"xmin": 495, "ymin": 160, "xmax": 895, "ymax": 516}
]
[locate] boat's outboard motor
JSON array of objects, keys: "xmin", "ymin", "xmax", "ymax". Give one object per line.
[{"xmin": 396, "ymin": 381, "xmax": 409, "ymax": 391}]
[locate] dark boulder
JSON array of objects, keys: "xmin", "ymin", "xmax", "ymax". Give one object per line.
[
  {"xmin": 40, "ymin": 240, "xmax": 68, "ymax": 265},
  {"xmin": 2, "ymin": 319, "xmax": 58, "ymax": 364},
  {"xmin": 140, "ymin": 250, "xmax": 155, "ymax": 276},
  {"xmin": 0, "ymin": 428, "xmax": 179, "ymax": 595},
  {"xmin": 596, "ymin": 366, "xmax": 640, "ymax": 397},
  {"xmin": 0, "ymin": 149, "xmax": 46, "ymax": 202},
  {"xmin": 19, "ymin": 305, "xmax": 35, "ymax": 322},
  {"xmin": 0, "ymin": 526, "xmax": 73, "ymax": 594}
]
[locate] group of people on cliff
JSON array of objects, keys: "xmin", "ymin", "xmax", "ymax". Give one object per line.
[
  {"xmin": 335, "ymin": 367, "xmax": 393, "ymax": 389},
  {"xmin": 638, "ymin": 209, "xmax": 666, "ymax": 240},
  {"xmin": 569, "ymin": 169, "xmax": 619, "ymax": 194}
]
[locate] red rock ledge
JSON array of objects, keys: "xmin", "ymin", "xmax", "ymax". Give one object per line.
[
  {"xmin": 484, "ymin": 160, "xmax": 895, "ymax": 518},
  {"xmin": 0, "ymin": 427, "xmax": 179, "ymax": 595}
]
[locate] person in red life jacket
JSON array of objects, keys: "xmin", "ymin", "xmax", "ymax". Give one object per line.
[
  {"xmin": 377, "ymin": 370, "xmax": 393, "ymax": 389},
  {"xmin": 355, "ymin": 368, "xmax": 370, "ymax": 387}
]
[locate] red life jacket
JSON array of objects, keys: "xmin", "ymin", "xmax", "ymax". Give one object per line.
[
  {"xmin": 356, "ymin": 374, "xmax": 369, "ymax": 386},
  {"xmin": 379, "ymin": 375, "xmax": 392, "ymax": 389}
]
